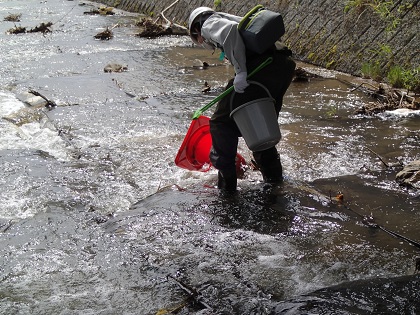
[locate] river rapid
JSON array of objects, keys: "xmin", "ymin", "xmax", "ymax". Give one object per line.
[{"xmin": 0, "ymin": 1, "xmax": 419, "ymax": 314}]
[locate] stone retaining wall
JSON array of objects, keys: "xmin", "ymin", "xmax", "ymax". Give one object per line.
[{"xmin": 91, "ymin": 0, "xmax": 419, "ymax": 78}]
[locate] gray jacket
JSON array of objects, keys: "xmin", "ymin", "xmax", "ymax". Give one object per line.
[{"xmin": 201, "ymin": 12, "xmax": 247, "ymax": 75}]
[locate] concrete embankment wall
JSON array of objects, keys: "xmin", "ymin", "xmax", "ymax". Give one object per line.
[{"xmin": 90, "ymin": 0, "xmax": 419, "ymax": 78}]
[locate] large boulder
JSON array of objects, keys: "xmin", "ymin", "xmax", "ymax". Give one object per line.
[{"xmin": 396, "ymin": 160, "xmax": 420, "ymax": 189}]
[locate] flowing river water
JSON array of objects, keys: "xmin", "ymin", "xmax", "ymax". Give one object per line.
[{"xmin": 0, "ymin": 1, "xmax": 419, "ymax": 314}]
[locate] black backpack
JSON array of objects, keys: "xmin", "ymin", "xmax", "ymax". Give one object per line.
[{"xmin": 238, "ymin": 5, "xmax": 285, "ymax": 54}]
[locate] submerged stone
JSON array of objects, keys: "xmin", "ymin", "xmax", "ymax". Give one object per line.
[{"xmin": 396, "ymin": 160, "xmax": 420, "ymax": 189}]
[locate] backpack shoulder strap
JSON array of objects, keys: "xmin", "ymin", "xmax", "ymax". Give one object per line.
[{"xmin": 238, "ymin": 4, "xmax": 264, "ymax": 30}]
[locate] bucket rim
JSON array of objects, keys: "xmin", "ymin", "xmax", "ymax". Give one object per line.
[
  {"xmin": 229, "ymin": 97, "xmax": 275, "ymax": 117},
  {"xmin": 229, "ymin": 81, "xmax": 274, "ymax": 113}
]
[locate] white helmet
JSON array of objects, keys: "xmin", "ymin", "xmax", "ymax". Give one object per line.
[{"xmin": 188, "ymin": 7, "xmax": 215, "ymax": 45}]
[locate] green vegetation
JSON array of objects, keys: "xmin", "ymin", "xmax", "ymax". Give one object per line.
[
  {"xmin": 307, "ymin": 52, "xmax": 316, "ymax": 62},
  {"xmin": 361, "ymin": 61, "xmax": 382, "ymax": 81},
  {"xmin": 326, "ymin": 60, "xmax": 336, "ymax": 69},
  {"xmin": 214, "ymin": 0, "xmax": 222, "ymax": 10},
  {"xmin": 387, "ymin": 65, "xmax": 405, "ymax": 88},
  {"xmin": 326, "ymin": 103, "xmax": 339, "ymax": 118},
  {"xmin": 361, "ymin": 44, "xmax": 420, "ymax": 93},
  {"xmin": 344, "ymin": 0, "xmax": 414, "ymax": 32},
  {"xmin": 361, "ymin": 44, "xmax": 391, "ymax": 80},
  {"xmin": 387, "ymin": 66, "xmax": 420, "ymax": 93}
]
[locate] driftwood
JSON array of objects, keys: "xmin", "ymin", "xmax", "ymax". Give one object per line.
[
  {"xmin": 348, "ymin": 82, "xmax": 420, "ymax": 115},
  {"xmin": 153, "ymin": 0, "xmax": 188, "ymax": 35},
  {"xmin": 365, "ymin": 147, "xmax": 389, "ymax": 168},
  {"xmin": 154, "ymin": 275, "xmax": 213, "ymax": 314},
  {"xmin": 136, "ymin": 0, "xmax": 188, "ymax": 38},
  {"xmin": 135, "ymin": 19, "xmax": 172, "ymax": 38},
  {"xmin": 28, "ymin": 89, "xmax": 57, "ymax": 108}
]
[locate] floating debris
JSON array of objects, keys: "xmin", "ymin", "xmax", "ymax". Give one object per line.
[
  {"xmin": 352, "ymin": 83, "xmax": 419, "ymax": 115},
  {"xmin": 7, "ymin": 25, "xmax": 26, "ymax": 34},
  {"xmin": 94, "ymin": 27, "xmax": 113, "ymax": 40},
  {"xmin": 4, "ymin": 13, "xmax": 22, "ymax": 22},
  {"xmin": 202, "ymin": 81, "xmax": 211, "ymax": 93},
  {"xmin": 84, "ymin": 6, "xmax": 115, "ymax": 15},
  {"xmin": 7, "ymin": 22, "xmax": 53, "ymax": 34},
  {"xmin": 135, "ymin": 18, "xmax": 170, "ymax": 37},
  {"xmin": 28, "ymin": 22, "xmax": 53, "ymax": 34}
]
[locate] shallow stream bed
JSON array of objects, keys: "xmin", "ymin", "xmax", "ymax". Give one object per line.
[{"xmin": 0, "ymin": 1, "xmax": 419, "ymax": 314}]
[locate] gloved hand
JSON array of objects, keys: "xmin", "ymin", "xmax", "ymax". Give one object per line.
[{"xmin": 233, "ymin": 72, "xmax": 249, "ymax": 93}]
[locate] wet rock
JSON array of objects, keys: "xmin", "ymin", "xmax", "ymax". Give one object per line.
[
  {"xmin": 104, "ymin": 63, "xmax": 128, "ymax": 73},
  {"xmin": 273, "ymin": 274, "xmax": 420, "ymax": 314},
  {"xmin": 396, "ymin": 160, "xmax": 420, "ymax": 189},
  {"xmin": 2, "ymin": 90, "xmax": 58, "ymax": 126},
  {"xmin": 2, "ymin": 106, "xmax": 47, "ymax": 126},
  {"xmin": 17, "ymin": 91, "xmax": 48, "ymax": 107}
]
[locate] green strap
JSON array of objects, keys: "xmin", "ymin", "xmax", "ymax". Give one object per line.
[
  {"xmin": 238, "ymin": 4, "xmax": 264, "ymax": 30},
  {"xmin": 192, "ymin": 57, "xmax": 273, "ymax": 119}
]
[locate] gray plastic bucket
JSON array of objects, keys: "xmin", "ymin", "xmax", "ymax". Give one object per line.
[{"xmin": 230, "ymin": 81, "xmax": 281, "ymax": 152}]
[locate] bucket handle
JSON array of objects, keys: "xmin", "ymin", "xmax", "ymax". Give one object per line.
[
  {"xmin": 229, "ymin": 81, "xmax": 274, "ymax": 113},
  {"xmin": 192, "ymin": 57, "xmax": 273, "ymax": 120}
]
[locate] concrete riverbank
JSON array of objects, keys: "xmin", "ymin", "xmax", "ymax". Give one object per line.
[{"xmin": 89, "ymin": 0, "xmax": 419, "ymax": 80}]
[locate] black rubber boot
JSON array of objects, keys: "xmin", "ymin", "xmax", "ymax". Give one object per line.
[
  {"xmin": 217, "ymin": 169, "xmax": 237, "ymax": 192},
  {"xmin": 253, "ymin": 147, "xmax": 283, "ymax": 184}
]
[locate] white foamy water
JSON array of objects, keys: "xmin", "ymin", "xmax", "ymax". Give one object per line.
[
  {"xmin": 0, "ymin": 92, "xmax": 71, "ymax": 161},
  {"xmin": 0, "ymin": 1, "xmax": 419, "ymax": 314}
]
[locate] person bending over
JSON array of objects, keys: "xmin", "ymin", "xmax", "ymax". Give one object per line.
[{"xmin": 188, "ymin": 7, "xmax": 296, "ymax": 192}]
